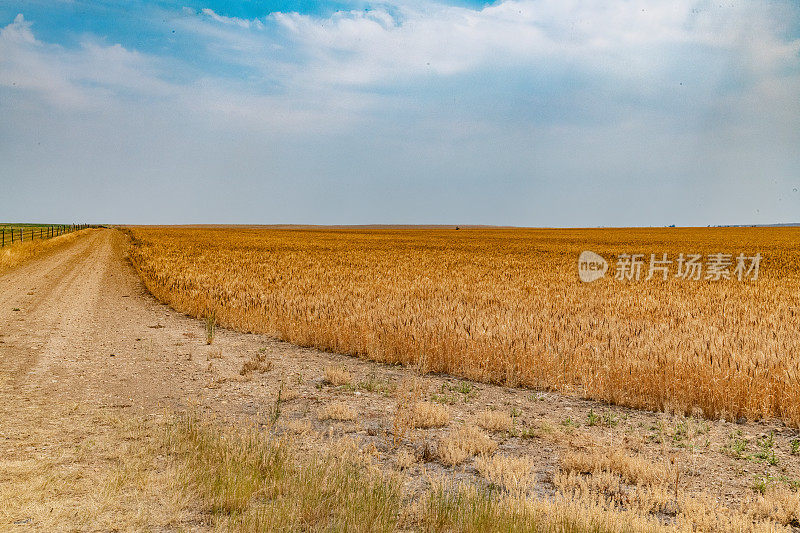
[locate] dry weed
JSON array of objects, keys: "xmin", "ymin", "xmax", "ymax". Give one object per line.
[
  {"xmin": 396, "ymin": 449, "xmax": 416, "ymax": 471},
  {"xmin": 324, "ymin": 365, "xmax": 352, "ymax": 386},
  {"xmin": 476, "ymin": 409, "xmax": 513, "ymax": 432},
  {"xmin": 561, "ymin": 447, "xmax": 668, "ymax": 486},
  {"xmin": 410, "ymin": 401, "xmax": 450, "ymax": 429},
  {"xmin": 438, "ymin": 425, "xmax": 497, "ymax": 466},
  {"xmin": 748, "ymin": 486, "xmax": 800, "ymax": 526},
  {"xmin": 318, "ymin": 401, "xmax": 357, "ymax": 422},
  {"xmin": 239, "ymin": 352, "xmax": 272, "ymax": 375},
  {"xmin": 475, "ymin": 453, "xmax": 536, "ymax": 495}
]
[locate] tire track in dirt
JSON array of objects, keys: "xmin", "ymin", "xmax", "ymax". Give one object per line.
[{"xmin": 0, "ymin": 233, "xmax": 101, "ymax": 386}]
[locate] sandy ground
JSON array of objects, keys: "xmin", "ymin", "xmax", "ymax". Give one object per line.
[{"xmin": 1, "ymin": 229, "xmax": 799, "ymax": 529}]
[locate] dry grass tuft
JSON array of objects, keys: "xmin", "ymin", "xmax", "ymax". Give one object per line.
[
  {"xmin": 410, "ymin": 401, "xmax": 450, "ymax": 428},
  {"xmin": 239, "ymin": 351, "xmax": 273, "ymax": 375},
  {"xmin": 279, "ymin": 387, "xmax": 299, "ymax": 401},
  {"xmin": 476, "ymin": 409, "xmax": 513, "ymax": 432},
  {"xmin": 561, "ymin": 447, "xmax": 668, "ymax": 487},
  {"xmin": 396, "ymin": 448, "xmax": 416, "ymax": 471},
  {"xmin": 438, "ymin": 425, "xmax": 497, "ymax": 466},
  {"xmin": 324, "ymin": 365, "xmax": 352, "ymax": 386},
  {"xmin": 555, "ymin": 469, "xmax": 622, "ymax": 496},
  {"xmin": 318, "ymin": 401, "xmax": 357, "ymax": 421},
  {"xmin": 390, "ymin": 377, "xmax": 425, "ymax": 446},
  {"xmin": 475, "ymin": 454, "xmax": 536, "ymax": 495}
]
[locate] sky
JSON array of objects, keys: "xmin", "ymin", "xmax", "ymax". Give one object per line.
[{"xmin": 0, "ymin": 0, "xmax": 799, "ymax": 226}]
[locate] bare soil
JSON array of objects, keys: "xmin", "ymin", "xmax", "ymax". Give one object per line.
[{"xmin": 1, "ymin": 229, "xmax": 799, "ymax": 529}]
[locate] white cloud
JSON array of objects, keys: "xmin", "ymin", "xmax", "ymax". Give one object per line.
[
  {"xmin": 180, "ymin": 0, "xmax": 800, "ymax": 88},
  {"xmin": 201, "ymin": 8, "xmax": 265, "ymax": 30},
  {"xmin": 0, "ymin": 14, "xmax": 84, "ymax": 106},
  {"xmin": 3, "ymin": 2, "xmax": 798, "ymax": 131},
  {"xmin": 0, "ymin": 14, "xmax": 178, "ymax": 108},
  {"xmin": 0, "ymin": 12, "xmax": 384, "ymax": 136},
  {"xmin": 1, "ymin": 13, "xmax": 35, "ymax": 43}
]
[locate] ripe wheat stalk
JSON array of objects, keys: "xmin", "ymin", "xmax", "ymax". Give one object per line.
[{"xmin": 127, "ymin": 226, "xmax": 800, "ymax": 426}]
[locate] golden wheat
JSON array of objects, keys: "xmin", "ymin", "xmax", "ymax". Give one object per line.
[{"xmin": 126, "ymin": 226, "xmax": 800, "ymax": 426}]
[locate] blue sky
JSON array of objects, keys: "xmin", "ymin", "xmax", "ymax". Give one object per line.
[{"xmin": 1, "ymin": 0, "xmax": 798, "ymax": 225}]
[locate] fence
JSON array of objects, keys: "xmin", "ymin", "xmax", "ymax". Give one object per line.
[{"xmin": 0, "ymin": 224, "xmax": 98, "ymax": 248}]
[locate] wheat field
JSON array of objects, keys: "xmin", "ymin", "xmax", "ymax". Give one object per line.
[{"xmin": 127, "ymin": 226, "xmax": 800, "ymax": 426}]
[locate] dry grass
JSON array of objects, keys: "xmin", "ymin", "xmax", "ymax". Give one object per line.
[
  {"xmin": 555, "ymin": 469, "xmax": 623, "ymax": 497},
  {"xmin": 438, "ymin": 425, "xmax": 497, "ymax": 465},
  {"xmin": 476, "ymin": 409, "xmax": 513, "ymax": 432},
  {"xmin": 164, "ymin": 414, "xmax": 675, "ymax": 532},
  {"xmin": 413, "ymin": 485, "xmax": 671, "ymax": 532},
  {"xmin": 0, "ymin": 229, "xmax": 91, "ymax": 272},
  {"xmin": 318, "ymin": 401, "xmax": 357, "ymax": 421},
  {"xmin": 282, "ymin": 419, "xmax": 312, "ymax": 435},
  {"xmin": 561, "ymin": 447, "xmax": 669, "ymax": 487},
  {"xmin": 16, "ymin": 406, "xmax": 785, "ymax": 532},
  {"xmin": 395, "ymin": 448, "xmax": 416, "ymax": 470},
  {"xmin": 554, "ymin": 443, "xmax": 800, "ymax": 531},
  {"xmin": 749, "ymin": 486, "xmax": 800, "ymax": 526},
  {"xmin": 675, "ymin": 492, "xmax": 792, "ymax": 532},
  {"xmin": 410, "ymin": 401, "xmax": 450, "ymax": 428},
  {"xmin": 127, "ymin": 226, "xmax": 800, "ymax": 426},
  {"xmin": 0, "ymin": 399, "xmax": 197, "ymax": 530},
  {"xmin": 324, "ymin": 365, "xmax": 352, "ymax": 386},
  {"xmin": 166, "ymin": 414, "xmax": 401, "ymax": 531},
  {"xmin": 239, "ymin": 351, "xmax": 273, "ymax": 375},
  {"xmin": 162, "ymin": 413, "xmax": 682, "ymax": 532},
  {"xmin": 475, "ymin": 454, "xmax": 536, "ymax": 496}
]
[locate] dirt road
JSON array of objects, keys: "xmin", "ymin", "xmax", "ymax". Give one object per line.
[
  {"xmin": 0, "ymin": 229, "xmax": 199, "ymax": 413},
  {"xmin": 1, "ymin": 229, "xmax": 798, "ymax": 529}
]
